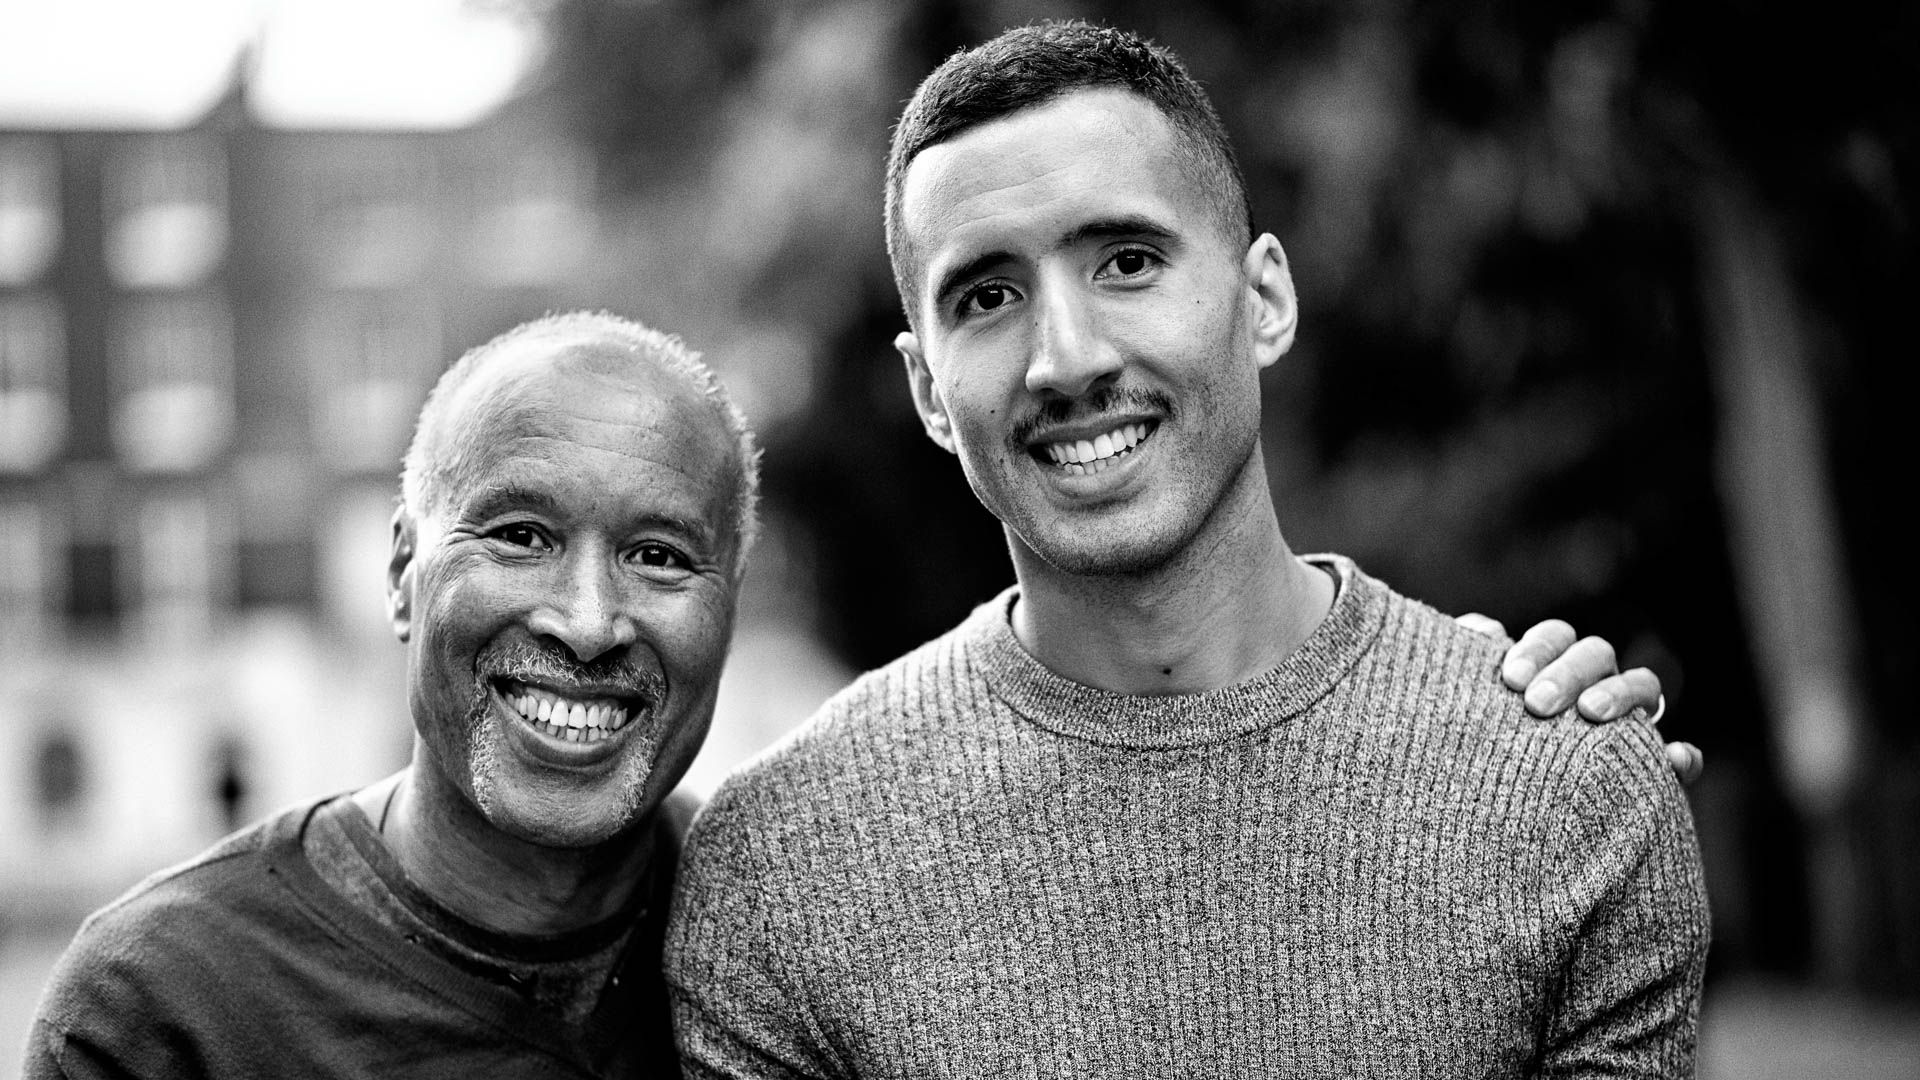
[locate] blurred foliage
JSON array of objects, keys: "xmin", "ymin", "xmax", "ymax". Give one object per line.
[{"xmin": 533, "ymin": 0, "xmax": 1915, "ymax": 984}]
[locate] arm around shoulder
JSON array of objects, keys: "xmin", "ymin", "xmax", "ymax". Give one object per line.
[{"xmin": 1539, "ymin": 721, "xmax": 1710, "ymax": 1076}]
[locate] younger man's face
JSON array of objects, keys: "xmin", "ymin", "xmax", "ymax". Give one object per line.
[{"xmin": 893, "ymin": 88, "xmax": 1294, "ymax": 578}]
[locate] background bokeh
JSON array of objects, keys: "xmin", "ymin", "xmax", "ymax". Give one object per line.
[{"xmin": 1, "ymin": 0, "xmax": 1914, "ymax": 1075}]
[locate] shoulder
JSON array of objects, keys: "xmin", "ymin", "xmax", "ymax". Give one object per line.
[
  {"xmin": 1332, "ymin": 563, "xmax": 1678, "ymax": 800},
  {"xmin": 674, "ymin": 609, "xmax": 1001, "ymax": 921},
  {"xmin": 78, "ymin": 800, "xmax": 310, "ymax": 934},
  {"xmin": 698, "ymin": 611, "xmax": 983, "ymax": 831},
  {"xmin": 36, "ymin": 798, "xmax": 331, "ymax": 1020}
]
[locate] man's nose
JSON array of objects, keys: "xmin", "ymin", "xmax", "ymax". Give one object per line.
[
  {"xmin": 1024, "ymin": 278, "xmax": 1121, "ymax": 398},
  {"xmin": 527, "ymin": 553, "xmax": 638, "ymax": 663}
]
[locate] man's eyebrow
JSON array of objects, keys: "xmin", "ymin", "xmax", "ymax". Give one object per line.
[
  {"xmin": 464, "ymin": 481, "xmax": 721, "ymax": 547},
  {"xmin": 463, "ymin": 482, "xmax": 562, "ymax": 519},
  {"xmin": 929, "ymin": 215, "xmax": 1182, "ymax": 311},
  {"xmin": 1058, "ymin": 215, "xmax": 1179, "ymax": 247}
]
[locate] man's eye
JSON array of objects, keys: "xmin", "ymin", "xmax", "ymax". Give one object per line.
[
  {"xmin": 958, "ymin": 282, "xmax": 1021, "ymax": 317},
  {"xmin": 1101, "ymin": 249, "xmax": 1157, "ymax": 278},
  {"xmin": 494, "ymin": 524, "xmax": 550, "ymax": 550},
  {"xmin": 633, "ymin": 542, "xmax": 691, "ymax": 571}
]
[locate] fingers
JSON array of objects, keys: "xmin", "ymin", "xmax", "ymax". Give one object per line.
[
  {"xmin": 1573, "ymin": 667, "xmax": 1664, "ymax": 723},
  {"xmin": 1456, "ymin": 612, "xmax": 1508, "ymax": 639},
  {"xmin": 1665, "ymin": 741, "xmax": 1704, "ymax": 786},
  {"xmin": 1520, "ymin": 634, "xmax": 1617, "ymax": 716},
  {"xmin": 1501, "ymin": 619, "xmax": 1577, "ymax": 692}
]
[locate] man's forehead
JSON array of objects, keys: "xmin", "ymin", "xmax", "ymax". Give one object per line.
[
  {"xmin": 902, "ymin": 88, "xmax": 1179, "ymax": 220},
  {"xmin": 434, "ymin": 338, "xmax": 736, "ymax": 499},
  {"xmin": 897, "ymin": 88, "xmax": 1201, "ymax": 301}
]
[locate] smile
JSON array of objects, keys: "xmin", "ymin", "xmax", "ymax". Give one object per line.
[
  {"xmin": 498, "ymin": 680, "xmax": 637, "ymax": 744},
  {"xmin": 1038, "ymin": 421, "xmax": 1155, "ymax": 475}
]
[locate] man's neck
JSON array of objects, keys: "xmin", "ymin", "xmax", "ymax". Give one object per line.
[
  {"xmin": 353, "ymin": 765, "xmax": 655, "ymax": 938},
  {"xmin": 1008, "ymin": 475, "xmax": 1334, "ymax": 697}
]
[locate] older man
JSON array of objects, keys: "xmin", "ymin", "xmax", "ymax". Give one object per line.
[
  {"xmin": 668, "ymin": 22, "xmax": 1708, "ymax": 1078},
  {"xmin": 25, "ymin": 312, "xmax": 757, "ymax": 1079}
]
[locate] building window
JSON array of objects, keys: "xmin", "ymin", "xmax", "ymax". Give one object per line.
[
  {"xmin": 306, "ymin": 291, "xmax": 437, "ymax": 471},
  {"xmin": 112, "ymin": 294, "xmax": 233, "ymax": 473},
  {"xmin": 32, "ymin": 729, "xmax": 87, "ymax": 832},
  {"xmin": 209, "ymin": 732, "xmax": 251, "ymax": 833},
  {"xmin": 106, "ymin": 135, "xmax": 227, "ymax": 290},
  {"xmin": 133, "ymin": 493, "xmax": 225, "ymax": 641},
  {"xmin": 0, "ymin": 499, "xmax": 61, "ymax": 650},
  {"xmin": 462, "ymin": 142, "xmax": 596, "ymax": 286},
  {"xmin": 297, "ymin": 145, "xmax": 433, "ymax": 287},
  {"xmin": 0, "ymin": 137, "xmax": 62, "ymax": 286},
  {"xmin": 0, "ymin": 294, "xmax": 65, "ymax": 473}
]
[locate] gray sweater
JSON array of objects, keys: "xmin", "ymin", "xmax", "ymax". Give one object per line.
[{"xmin": 667, "ymin": 556, "xmax": 1708, "ymax": 1078}]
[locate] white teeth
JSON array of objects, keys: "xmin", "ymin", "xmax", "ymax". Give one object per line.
[
  {"xmin": 1044, "ymin": 422, "xmax": 1150, "ymax": 470},
  {"xmin": 503, "ymin": 683, "xmax": 635, "ymax": 739}
]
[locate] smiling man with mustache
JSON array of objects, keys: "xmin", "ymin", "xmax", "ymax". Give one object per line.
[{"xmin": 667, "ymin": 22, "xmax": 1708, "ymax": 1079}]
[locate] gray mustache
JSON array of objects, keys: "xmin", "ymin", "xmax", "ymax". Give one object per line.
[{"xmin": 476, "ymin": 640, "xmax": 664, "ymax": 703}]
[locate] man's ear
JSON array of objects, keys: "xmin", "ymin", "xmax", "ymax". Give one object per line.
[
  {"xmin": 1244, "ymin": 233, "xmax": 1298, "ymax": 369},
  {"xmin": 387, "ymin": 505, "xmax": 418, "ymax": 644},
  {"xmin": 896, "ymin": 330, "xmax": 957, "ymax": 454}
]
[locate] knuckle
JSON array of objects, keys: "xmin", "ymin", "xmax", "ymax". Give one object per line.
[
  {"xmin": 1534, "ymin": 618, "xmax": 1576, "ymax": 643},
  {"xmin": 1575, "ymin": 635, "xmax": 1617, "ymax": 669}
]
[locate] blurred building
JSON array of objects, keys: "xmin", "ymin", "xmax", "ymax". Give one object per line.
[{"xmin": 0, "ymin": 84, "xmax": 615, "ymax": 915}]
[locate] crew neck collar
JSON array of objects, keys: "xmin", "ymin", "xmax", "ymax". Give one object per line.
[
  {"xmin": 967, "ymin": 554, "xmax": 1385, "ymax": 749},
  {"xmin": 328, "ymin": 796, "xmax": 648, "ymax": 965}
]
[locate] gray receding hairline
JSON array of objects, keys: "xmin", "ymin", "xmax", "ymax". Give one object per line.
[{"xmin": 398, "ymin": 310, "xmax": 763, "ymax": 566}]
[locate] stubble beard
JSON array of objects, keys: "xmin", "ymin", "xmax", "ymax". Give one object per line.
[
  {"xmin": 460, "ymin": 671, "xmax": 658, "ymax": 848},
  {"xmin": 1003, "ymin": 419, "xmax": 1261, "ymax": 582}
]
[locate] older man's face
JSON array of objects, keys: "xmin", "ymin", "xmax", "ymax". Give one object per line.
[{"xmin": 390, "ymin": 338, "xmax": 741, "ymax": 848}]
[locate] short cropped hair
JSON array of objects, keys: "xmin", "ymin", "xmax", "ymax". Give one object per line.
[
  {"xmin": 400, "ymin": 311, "xmax": 762, "ymax": 567},
  {"xmin": 884, "ymin": 21, "xmax": 1254, "ymax": 323}
]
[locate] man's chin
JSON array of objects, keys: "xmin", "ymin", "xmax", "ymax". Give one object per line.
[
  {"xmin": 469, "ymin": 767, "xmax": 656, "ymax": 850},
  {"xmin": 1016, "ymin": 520, "xmax": 1186, "ymax": 579}
]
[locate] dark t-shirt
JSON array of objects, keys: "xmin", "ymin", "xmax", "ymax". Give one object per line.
[{"xmin": 22, "ymin": 791, "xmax": 687, "ymax": 1079}]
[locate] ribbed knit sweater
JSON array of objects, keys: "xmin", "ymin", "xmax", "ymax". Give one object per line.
[{"xmin": 666, "ymin": 556, "xmax": 1709, "ymax": 1078}]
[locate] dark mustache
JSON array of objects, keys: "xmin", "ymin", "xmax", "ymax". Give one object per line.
[
  {"xmin": 476, "ymin": 640, "xmax": 664, "ymax": 703},
  {"xmin": 1007, "ymin": 386, "xmax": 1174, "ymax": 448}
]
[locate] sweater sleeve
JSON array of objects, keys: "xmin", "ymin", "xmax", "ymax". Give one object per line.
[
  {"xmin": 665, "ymin": 792, "xmax": 845, "ymax": 1080},
  {"xmin": 1539, "ymin": 720, "xmax": 1710, "ymax": 1078}
]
